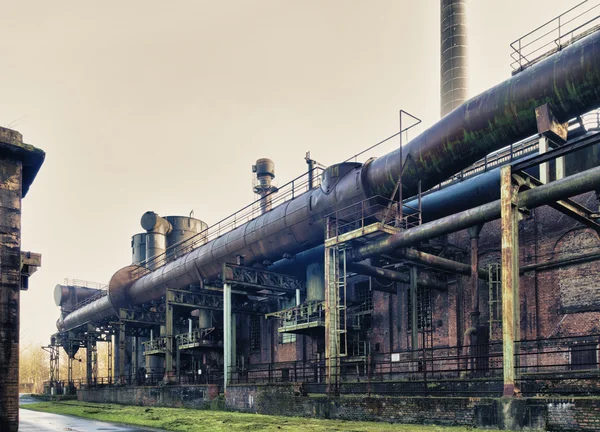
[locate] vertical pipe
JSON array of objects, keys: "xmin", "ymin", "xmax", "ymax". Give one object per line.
[
  {"xmin": 441, "ymin": 0, "xmax": 468, "ymax": 116},
  {"xmin": 468, "ymin": 225, "xmax": 483, "ymax": 329}
]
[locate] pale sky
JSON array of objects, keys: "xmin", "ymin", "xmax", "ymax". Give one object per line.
[{"xmin": 1, "ymin": 0, "xmax": 579, "ymax": 346}]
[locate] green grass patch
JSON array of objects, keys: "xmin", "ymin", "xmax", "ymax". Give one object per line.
[{"xmin": 23, "ymin": 400, "xmax": 499, "ymax": 431}]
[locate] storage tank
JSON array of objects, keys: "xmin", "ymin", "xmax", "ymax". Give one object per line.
[
  {"xmin": 131, "ymin": 233, "xmax": 146, "ymax": 265},
  {"xmin": 164, "ymin": 216, "xmax": 208, "ymax": 262}
]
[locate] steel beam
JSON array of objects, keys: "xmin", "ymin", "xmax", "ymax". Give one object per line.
[
  {"xmin": 223, "ymin": 283, "xmax": 232, "ymax": 392},
  {"xmin": 347, "ymin": 262, "xmax": 446, "ymax": 291},
  {"xmin": 500, "ymin": 166, "xmax": 520, "ymax": 397},
  {"xmin": 165, "ymin": 290, "xmax": 175, "ymax": 382},
  {"xmin": 410, "ymin": 266, "xmax": 418, "ymax": 360},
  {"xmin": 324, "ymin": 246, "xmax": 340, "ymax": 393},
  {"xmin": 395, "ymin": 248, "xmax": 488, "ymax": 280},
  {"xmin": 515, "ymin": 172, "xmax": 600, "ymax": 234}
]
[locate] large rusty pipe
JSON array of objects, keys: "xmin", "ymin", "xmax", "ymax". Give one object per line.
[
  {"xmin": 347, "ymin": 262, "xmax": 447, "ymax": 291},
  {"xmin": 394, "ymin": 248, "xmax": 487, "ymax": 280},
  {"xmin": 353, "ymin": 165, "xmax": 600, "ymax": 261},
  {"xmin": 364, "ymin": 31, "xmax": 600, "ymax": 200}
]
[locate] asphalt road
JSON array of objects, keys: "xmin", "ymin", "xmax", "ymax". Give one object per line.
[{"xmin": 19, "ymin": 395, "xmax": 164, "ymax": 432}]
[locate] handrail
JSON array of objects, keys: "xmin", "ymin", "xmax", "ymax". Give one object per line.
[{"xmin": 510, "ymin": 1, "xmax": 600, "ymax": 72}]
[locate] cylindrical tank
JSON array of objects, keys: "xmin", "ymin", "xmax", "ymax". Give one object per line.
[
  {"xmin": 198, "ymin": 309, "xmax": 211, "ymax": 328},
  {"xmin": 131, "ymin": 233, "xmax": 146, "ymax": 265},
  {"xmin": 53, "ymin": 284, "xmax": 103, "ymax": 308},
  {"xmin": 441, "ymin": 0, "xmax": 468, "ymax": 117},
  {"xmin": 253, "ymin": 158, "xmax": 278, "ymax": 214},
  {"xmin": 141, "ymin": 212, "xmax": 172, "ymax": 270},
  {"xmin": 306, "ymin": 262, "xmax": 325, "ymax": 302},
  {"xmin": 164, "ymin": 216, "xmax": 208, "ymax": 262}
]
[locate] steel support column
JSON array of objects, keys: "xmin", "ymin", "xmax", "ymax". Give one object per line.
[
  {"xmin": 118, "ymin": 320, "xmax": 126, "ymax": 383},
  {"xmin": 500, "ymin": 165, "xmax": 521, "ymax": 396},
  {"xmin": 165, "ymin": 290, "xmax": 175, "ymax": 382},
  {"xmin": 324, "ymin": 245, "xmax": 340, "ymax": 393},
  {"xmin": 410, "ymin": 266, "xmax": 418, "ymax": 360},
  {"xmin": 223, "ymin": 282, "xmax": 232, "ymax": 392}
]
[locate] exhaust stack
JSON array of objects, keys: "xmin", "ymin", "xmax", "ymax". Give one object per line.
[{"xmin": 441, "ymin": 0, "xmax": 468, "ymax": 117}]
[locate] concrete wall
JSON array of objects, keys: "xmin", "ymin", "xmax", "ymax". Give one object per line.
[{"xmin": 78, "ymin": 385, "xmax": 219, "ymax": 409}]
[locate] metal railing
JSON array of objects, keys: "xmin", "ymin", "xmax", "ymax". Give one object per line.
[
  {"xmin": 510, "ymin": 0, "xmax": 600, "ymax": 72},
  {"xmin": 268, "ymin": 300, "xmax": 326, "ymax": 330},
  {"xmin": 325, "ymin": 196, "xmax": 406, "ymax": 243},
  {"xmin": 133, "ymin": 166, "xmax": 324, "ymax": 277}
]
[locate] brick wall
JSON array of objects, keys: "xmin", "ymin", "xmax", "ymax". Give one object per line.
[
  {"xmin": 78, "ymin": 385, "xmax": 219, "ymax": 409},
  {"xmin": 226, "ymin": 384, "xmax": 600, "ymax": 431}
]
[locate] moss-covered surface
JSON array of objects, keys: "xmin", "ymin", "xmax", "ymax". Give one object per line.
[{"xmin": 23, "ymin": 400, "xmax": 500, "ymax": 431}]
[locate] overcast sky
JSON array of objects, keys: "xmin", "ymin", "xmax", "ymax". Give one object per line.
[{"xmin": 1, "ymin": 0, "xmax": 579, "ymax": 346}]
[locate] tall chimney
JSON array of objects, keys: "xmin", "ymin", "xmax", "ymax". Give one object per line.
[{"xmin": 441, "ymin": 0, "xmax": 468, "ymax": 117}]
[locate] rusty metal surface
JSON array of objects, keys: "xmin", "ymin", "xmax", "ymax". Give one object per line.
[
  {"xmin": 535, "ymin": 103, "xmax": 568, "ymax": 143},
  {"xmin": 365, "ymin": 30, "xmax": 600, "ymax": 200},
  {"xmin": 347, "ymin": 262, "xmax": 446, "ymax": 291},
  {"xmin": 395, "ymin": 247, "xmax": 488, "ymax": 280},
  {"xmin": 500, "ymin": 166, "xmax": 520, "ymax": 396}
]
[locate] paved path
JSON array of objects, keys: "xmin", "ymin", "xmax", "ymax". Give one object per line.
[{"xmin": 19, "ymin": 395, "xmax": 164, "ymax": 432}]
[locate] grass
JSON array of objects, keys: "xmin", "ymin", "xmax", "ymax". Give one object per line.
[{"xmin": 23, "ymin": 400, "xmax": 500, "ymax": 432}]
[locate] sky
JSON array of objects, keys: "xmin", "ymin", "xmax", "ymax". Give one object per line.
[{"xmin": 0, "ymin": 0, "xmax": 580, "ymax": 347}]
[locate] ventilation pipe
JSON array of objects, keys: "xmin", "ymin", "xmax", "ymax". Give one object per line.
[
  {"xmin": 141, "ymin": 211, "xmax": 172, "ymax": 270},
  {"xmin": 253, "ymin": 158, "xmax": 278, "ymax": 214}
]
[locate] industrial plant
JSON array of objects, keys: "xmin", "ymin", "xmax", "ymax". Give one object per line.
[{"xmin": 24, "ymin": 1, "xmax": 600, "ymax": 430}]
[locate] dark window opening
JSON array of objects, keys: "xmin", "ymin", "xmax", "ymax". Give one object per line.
[
  {"xmin": 250, "ymin": 316, "xmax": 261, "ymax": 352},
  {"xmin": 356, "ymin": 281, "xmax": 373, "ymax": 312},
  {"xmin": 570, "ymin": 343, "xmax": 598, "ymax": 370},
  {"xmin": 407, "ymin": 286, "xmax": 432, "ymax": 331}
]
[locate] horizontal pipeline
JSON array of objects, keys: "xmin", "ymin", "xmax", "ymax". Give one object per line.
[{"xmin": 352, "ymin": 165, "xmax": 600, "ymax": 261}]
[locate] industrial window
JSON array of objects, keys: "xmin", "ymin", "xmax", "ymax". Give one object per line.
[
  {"xmin": 407, "ymin": 286, "xmax": 432, "ymax": 331},
  {"xmin": 250, "ymin": 316, "xmax": 261, "ymax": 351},
  {"xmin": 570, "ymin": 343, "xmax": 598, "ymax": 370},
  {"xmin": 355, "ymin": 282, "xmax": 373, "ymax": 313}
]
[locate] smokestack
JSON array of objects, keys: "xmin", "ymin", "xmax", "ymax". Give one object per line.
[{"xmin": 441, "ymin": 0, "xmax": 468, "ymax": 117}]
